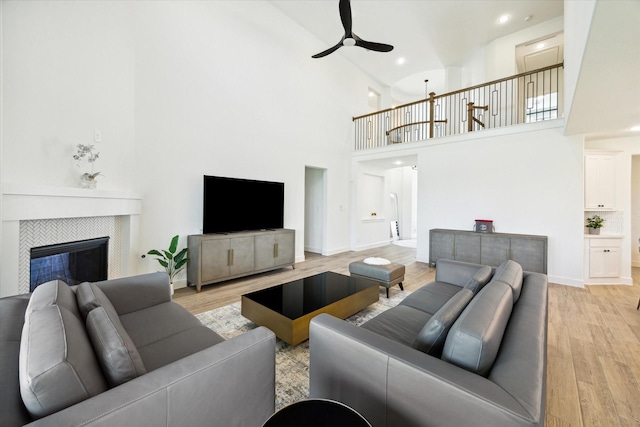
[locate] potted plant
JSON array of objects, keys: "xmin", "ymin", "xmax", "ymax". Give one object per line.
[
  {"xmin": 586, "ymin": 215, "xmax": 605, "ymax": 235},
  {"xmin": 147, "ymin": 235, "xmax": 189, "ymax": 294},
  {"xmin": 73, "ymin": 144, "xmax": 101, "ymax": 189}
]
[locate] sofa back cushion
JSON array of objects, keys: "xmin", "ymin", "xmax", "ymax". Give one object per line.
[
  {"xmin": 413, "ymin": 289, "xmax": 473, "ymax": 357},
  {"xmin": 462, "ymin": 265, "xmax": 493, "ymax": 294},
  {"xmin": 19, "ymin": 304, "xmax": 108, "ymax": 418},
  {"xmin": 27, "ymin": 280, "xmax": 80, "ymax": 319},
  {"xmin": 492, "ymin": 260, "xmax": 523, "ymax": 302},
  {"xmin": 77, "ymin": 283, "xmax": 147, "ymax": 386},
  {"xmin": 441, "ymin": 280, "xmax": 513, "ymax": 376}
]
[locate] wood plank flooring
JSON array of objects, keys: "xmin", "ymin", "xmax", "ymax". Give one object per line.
[{"xmin": 173, "ymin": 244, "xmax": 640, "ymax": 427}]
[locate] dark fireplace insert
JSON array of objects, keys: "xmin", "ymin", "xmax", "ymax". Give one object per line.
[{"xmin": 30, "ymin": 237, "xmax": 109, "ymax": 292}]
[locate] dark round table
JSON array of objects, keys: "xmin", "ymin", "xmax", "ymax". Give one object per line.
[{"xmin": 263, "ymin": 398, "xmax": 371, "ymax": 427}]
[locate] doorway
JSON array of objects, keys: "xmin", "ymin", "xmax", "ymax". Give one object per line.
[{"xmin": 304, "ymin": 167, "xmax": 327, "ymax": 255}]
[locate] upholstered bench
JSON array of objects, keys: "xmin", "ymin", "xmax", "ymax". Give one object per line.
[{"xmin": 349, "ymin": 259, "xmax": 405, "ymax": 298}]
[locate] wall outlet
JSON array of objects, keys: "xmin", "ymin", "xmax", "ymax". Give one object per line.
[{"xmin": 94, "ymin": 130, "xmax": 101, "ymax": 143}]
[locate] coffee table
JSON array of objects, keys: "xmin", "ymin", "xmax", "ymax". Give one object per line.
[{"xmin": 241, "ymin": 271, "xmax": 379, "ymax": 345}]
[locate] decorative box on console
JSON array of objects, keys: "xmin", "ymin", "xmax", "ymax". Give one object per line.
[{"xmin": 474, "ymin": 219, "xmax": 494, "ymax": 233}]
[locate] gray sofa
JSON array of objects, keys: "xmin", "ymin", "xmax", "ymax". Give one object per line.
[
  {"xmin": 309, "ymin": 259, "xmax": 548, "ymax": 427},
  {"xmin": 0, "ymin": 272, "xmax": 276, "ymax": 427}
]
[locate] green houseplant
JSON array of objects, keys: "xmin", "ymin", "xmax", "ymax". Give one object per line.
[
  {"xmin": 147, "ymin": 235, "xmax": 189, "ymax": 286},
  {"xmin": 586, "ymin": 215, "xmax": 605, "ymax": 235}
]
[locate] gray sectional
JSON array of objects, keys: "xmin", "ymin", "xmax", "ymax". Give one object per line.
[
  {"xmin": 309, "ymin": 259, "xmax": 548, "ymax": 427},
  {"xmin": 1, "ymin": 272, "xmax": 276, "ymax": 427}
]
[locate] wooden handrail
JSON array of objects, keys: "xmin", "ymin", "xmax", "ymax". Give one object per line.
[
  {"xmin": 352, "ymin": 62, "xmax": 564, "ymax": 122},
  {"xmin": 386, "ymin": 120, "xmax": 448, "ymax": 136}
]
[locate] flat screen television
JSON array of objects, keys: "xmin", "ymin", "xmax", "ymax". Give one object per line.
[{"xmin": 203, "ymin": 175, "xmax": 284, "ymax": 234}]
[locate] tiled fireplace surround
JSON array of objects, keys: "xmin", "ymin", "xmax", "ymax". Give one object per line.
[{"xmin": 1, "ymin": 183, "xmax": 142, "ymax": 298}]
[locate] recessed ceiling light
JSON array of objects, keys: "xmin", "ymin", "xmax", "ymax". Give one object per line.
[
  {"xmin": 536, "ymin": 42, "xmax": 545, "ymax": 50},
  {"xmin": 396, "ymin": 57, "xmax": 406, "ymax": 65},
  {"xmin": 394, "ymin": 161, "xmax": 403, "ymax": 165},
  {"xmin": 631, "ymin": 125, "xmax": 640, "ymax": 132},
  {"xmin": 498, "ymin": 14, "xmax": 510, "ymax": 24},
  {"xmin": 368, "ymin": 91, "xmax": 375, "ymax": 97}
]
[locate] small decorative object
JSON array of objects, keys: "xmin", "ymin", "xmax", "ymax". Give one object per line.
[
  {"xmin": 73, "ymin": 144, "xmax": 101, "ymax": 189},
  {"xmin": 147, "ymin": 235, "xmax": 189, "ymax": 294},
  {"xmin": 586, "ymin": 215, "xmax": 605, "ymax": 235}
]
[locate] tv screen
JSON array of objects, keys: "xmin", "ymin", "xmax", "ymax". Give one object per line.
[{"xmin": 203, "ymin": 175, "xmax": 284, "ymax": 234}]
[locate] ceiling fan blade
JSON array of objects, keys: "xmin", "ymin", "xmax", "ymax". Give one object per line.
[
  {"xmin": 355, "ymin": 38, "xmax": 394, "ymax": 53},
  {"xmin": 339, "ymin": 0, "xmax": 353, "ymax": 35},
  {"xmin": 312, "ymin": 41, "xmax": 343, "ymax": 59}
]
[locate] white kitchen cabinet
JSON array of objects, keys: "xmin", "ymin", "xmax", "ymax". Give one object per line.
[
  {"xmin": 586, "ymin": 237, "xmax": 622, "ymax": 280},
  {"xmin": 584, "ymin": 153, "xmax": 616, "ymax": 210}
]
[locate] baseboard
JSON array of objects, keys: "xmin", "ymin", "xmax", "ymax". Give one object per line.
[
  {"xmin": 354, "ymin": 240, "xmax": 392, "ymax": 252},
  {"xmin": 325, "ymin": 247, "xmax": 350, "ymax": 256},
  {"xmin": 548, "ymin": 276, "xmax": 584, "ymax": 288},
  {"xmin": 304, "ymin": 246, "xmax": 322, "ymax": 254},
  {"xmin": 584, "ymin": 276, "xmax": 633, "ymax": 286},
  {"xmin": 172, "ymin": 278, "xmax": 188, "ymax": 290}
]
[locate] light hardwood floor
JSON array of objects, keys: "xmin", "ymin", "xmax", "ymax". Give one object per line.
[{"xmin": 173, "ymin": 244, "xmax": 640, "ymax": 427}]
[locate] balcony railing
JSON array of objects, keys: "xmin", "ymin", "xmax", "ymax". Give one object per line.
[{"xmin": 353, "ymin": 63, "xmax": 563, "ymax": 151}]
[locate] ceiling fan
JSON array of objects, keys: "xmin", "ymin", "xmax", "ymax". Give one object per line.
[{"xmin": 312, "ymin": 0, "xmax": 394, "ymax": 59}]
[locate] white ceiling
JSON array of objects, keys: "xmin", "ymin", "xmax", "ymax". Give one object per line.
[{"xmin": 271, "ymin": 0, "xmax": 564, "ymax": 92}]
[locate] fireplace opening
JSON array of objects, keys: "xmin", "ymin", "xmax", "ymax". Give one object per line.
[{"xmin": 30, "ymin": 237, "xmax": 109, "ymax": 292}]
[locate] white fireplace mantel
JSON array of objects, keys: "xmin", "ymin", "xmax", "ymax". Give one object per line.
[
  {"xmin": 2, "ymin": 182, "xmax": 142, "ymax": 221},
  {"xmin": 1, "ymin": 182, "xmax": 143, "ymax": 297}
]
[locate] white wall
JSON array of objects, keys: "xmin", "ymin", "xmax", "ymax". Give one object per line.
[
  {"xmin": 483, "ymin": 16, "xmax": 564, "ymax": 81},
  {"xmin": 1, "ymin": 1, "xmax": 385, "ymax": 287},
  {"xmin": 415, "ymin": 121, "xmax": 584, "ymax": 286},
  {"xmin": 130, "ymin": 1, "xmax": 385, "ymax": 278},
  {"xmin": 632, "ymin": 155, "xmax": 640, "ymax": 267},
  {"xmin": 1, "ymin": 1, "xmax": 136, "ymax": 190}
]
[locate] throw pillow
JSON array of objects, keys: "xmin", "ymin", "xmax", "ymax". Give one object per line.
[
  {"xmin": 413, "ymin": 289, "xmax": 473, "ymax": 356},
  {"xmin": 86, "ymin": 306, "xmax": 147, "ymax": 387}
]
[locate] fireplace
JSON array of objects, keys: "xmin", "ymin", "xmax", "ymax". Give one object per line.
[{"xmin": 30, "ymin": 237, "xmax": 110, "ymax": 291}]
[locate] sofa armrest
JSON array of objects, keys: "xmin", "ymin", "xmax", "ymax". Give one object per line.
[
  {"xmin": 93, "ymin": 272, "xmax": 172, "ymax": 314},
  {"xmin": 310, "ymin": 314, "xmax": 541, "ymax": 427},
  {"xmin": 27, "ymin": 327, "xmax": 276, "ymax": 427},
  {"xmin": 435, "ymin": 259, "xmax": 491, "ymax": 287}
]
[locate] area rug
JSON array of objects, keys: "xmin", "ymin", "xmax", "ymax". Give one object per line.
[{"xmin": 195, "ymin": 288, "xmax": 410, "ymax": 410}]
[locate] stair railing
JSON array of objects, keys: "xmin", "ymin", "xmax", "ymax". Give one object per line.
[{"xmin": 353, "ymin": 63, "xmax": 563, "ymax": 151}]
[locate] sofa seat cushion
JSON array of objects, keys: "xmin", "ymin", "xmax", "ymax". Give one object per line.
[
  {"xmin": 399, "ymin": 281, "xmax": 461, "ymax": 314},
  {"xmin": 413, "ymin": 289, "xmax": 474, "ymax": 356},
  {"xmin": 492, "ymin": 260, "xmax": 523, "ymax": 302},
  {"xmin": 361, "ymin": 305, "xmax": 432, "ymax": 347},
  {"xmin": 19, "ymin": 304, "xmax": 108, "ymax": 418},
  {"xmin": 136, "ymin": 326, "xmax": 226, "ymax": 371},
  {"xmin": 119, "ymin": 302, "xmax": 224, "ymax": 371},
  {"xmin": 442, "ymin": 280, "xmax": 513, "ymax": 376}
]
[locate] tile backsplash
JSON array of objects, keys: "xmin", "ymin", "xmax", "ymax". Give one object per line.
[{"xmin": 584, "ymin": 210, "xmax": 623, "ymax": 235}]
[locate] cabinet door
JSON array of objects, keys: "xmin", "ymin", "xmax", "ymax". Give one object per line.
[
  {"xmin": 454, "ymin": 234, "xmax": 481, "ymax": 264},
  {"xmin": 274, "ymin": 231, "xmax": 295, "ymax": 266},
  {"xmin": 229, "ymin": 236, "xmax": 255, "ymax": 275},
  {"xmin": 201, "ymin": 239, "xmax": 230, "ymax": 282},
  {"xmin": 510, "ymin": 238, "xmax": 546, "ymax": 273},
  {"xmin": 589, "ymin": 247, "xmax": 621, "ymax": 278},
  {"xmin": 480, "ymin": 235, "xmax": 510, "ymax": 267},
  {"xmin": 254, "ymin": 234, "xmax": 276, "ymax": 270},
  {"xmin": 585, "ymin": 154, "xmax": 616, "ymax": 209},
  {"xmin": 430, "ymin": 231, "xmax": 454, "ymax": 265}
]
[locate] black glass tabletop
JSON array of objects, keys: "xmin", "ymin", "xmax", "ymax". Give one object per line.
[{"xmin": 242, "ymin": 271, "xmax": 378, "ymax": 320}]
